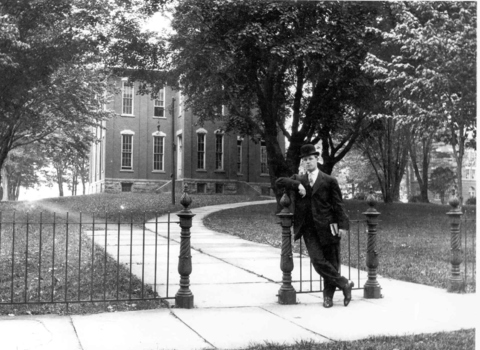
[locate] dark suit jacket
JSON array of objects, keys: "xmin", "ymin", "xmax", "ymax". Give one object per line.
[{"xmin": 276, "ymin": 168, "xmax": 350, "ymax": 246}]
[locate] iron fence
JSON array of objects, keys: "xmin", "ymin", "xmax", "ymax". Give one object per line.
[
  {"xmin": 0, "ymin": 211, "xmax": 177, "ymax": 306},
  {"xmin": 461, "ymin": 210, "xmax": 476, "ymax": 291},
  {"xmin": 295, "ymin": 219, "xmax": 366, "ymax": 294}
]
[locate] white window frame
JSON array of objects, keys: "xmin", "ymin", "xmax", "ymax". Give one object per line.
[
  {"xmin": 153, "ymin": 87, "xmax": 165, "ymax": 118},
  {"xmin": 120, "ymin": 130, "xmax": 135, "ymax": 170},
  {"xmin": 196, "ymin": 128, "xmax": 207, "ymax": 170},
  {"xmin": 215, "ymin": 130, "xmax": 224, "ymax": 171},
  {"xmin": 152, "ymin": 131, "xmax": 166, "ymax": 171},
  {"xmin": 121, "ymin": 80, "xmax": 134, "ymax": 116}
]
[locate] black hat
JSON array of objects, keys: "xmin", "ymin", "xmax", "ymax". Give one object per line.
[{"xmin": 299, "ymin": 144, "xmax": 319, "ymax": 158}]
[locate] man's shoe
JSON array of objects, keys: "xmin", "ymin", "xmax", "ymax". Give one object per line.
[
  {"xmin": 343, "ymin": 280, "xmax": 354, "ymax": 306},
  {"xmin": 323, "ymin": 297, "xmax": 333, "ymax": 308}
]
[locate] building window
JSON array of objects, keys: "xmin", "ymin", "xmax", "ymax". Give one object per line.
[
  {"xmin": 153, "ymin": 135, "xmax": 165, "ymax": 171},
  {"xmin": 215, "ymin": 183, "xmax": 224, "ymax": 194},
  {"xmin": 469, "ymin": 187, "xmax": 475, "ymax": 198},
  {"xmin": 215, "ymin": 132, "xmax": 224, "ymax": 170},
  {"xmin": 197, "ymin": 183, "xmax": 206, "ymax": 194},
  {"xmin": 153, "ymin": 88, "xmax": 165, "ymax": 117},
  {"xmin": 121, "ymin": 133, "xmax": 133, "ymax": 170},
  {"xmin": 472, "ymin": 169, "xmax": 475, "ymax": 179},
  {"xmin": 122, "ymin": 81, "xmax": 134, "ymax": 115},
  {"xmin": 237, "ymin": 138, "xmax": 243, "ymax": 173},
  {"xmin": 121, "ymin": 182, "xmax": 133, "ymax": 192},
  {"xmin": 260, "ymin": 140, "xmax": 269, "ymax": 174},
  {"xmin": 197, "ymin": 133, "xmax": 206, "ymax": 169},
  {"xmin": 465, "ymin": 169, "xmax": 470, "ymax": 179},
  {"xmin": 261, "ymin": 186, "xmax": 271, "ymax": 196}
]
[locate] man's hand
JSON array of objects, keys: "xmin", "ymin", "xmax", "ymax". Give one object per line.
[
  {"xmin": 338, "ymin": 229, "xmax": 347, "ymax": 237},
  {"xmin": 298, "ymin": 184, "xmax": 306, "ymax": 197}
]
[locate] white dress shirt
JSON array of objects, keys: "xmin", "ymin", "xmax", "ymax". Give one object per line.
[{"xmin": 307, "ymin": 168, "xmax": 318, "ymax": 187}]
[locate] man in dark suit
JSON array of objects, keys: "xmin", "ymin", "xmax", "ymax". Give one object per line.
[{"xmin": 276, "ymin": 144, "xmax": 354, "ymax": 308}]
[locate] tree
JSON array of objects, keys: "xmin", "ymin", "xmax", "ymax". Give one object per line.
[
  {"xmin": 40, "ymin": 120, "xmax": 95, "ymax": 197},
  {"xmin": 0, "ymin": 0, "xmax": 155, "ymax": 185},
  {"xmin": 430, "ymin": 167, "xmax": 456, "ymax": 205},
  {"xmin": 1, "ymin": 144, "xmax": 45, "ymax": 201},
  {"xmin": 116, "ymin": 1, "xmax": 385, "ymax": 197},
  {"xmin": 331, "ymin": 148, "xmax": 377, "ymax": 198},
  {"xmin": 357, "ymin": 117, "xmax": 409, "ymax": 203},
  {"xmin": 365, "ymin": 2, "xmax": 476, "ymax": 204},
  {"xmin": 406, "ymin": 125, "xmax": 434, "ymax": 203}
]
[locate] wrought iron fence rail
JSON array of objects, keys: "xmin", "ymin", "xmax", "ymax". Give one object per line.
[
  {"xmin": 461, "ymin": 214, "xmax": 476, "ymax": 289},
  {"xmin": 0, "ymin": 211, "xmax": 176, "ymax": 306},
  {"xmin": 297, "ymin": 219, "xmax": 365, "ymax": 294}
]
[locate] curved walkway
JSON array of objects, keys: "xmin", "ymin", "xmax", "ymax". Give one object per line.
[{"xmin": 1, "ymin": 200, "xmax": 476, "ymax": 350}]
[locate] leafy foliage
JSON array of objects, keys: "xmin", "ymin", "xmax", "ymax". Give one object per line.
[
  {"xmin": 116, "ymin": 1, "xmax": 385, "ymax": 191},
  {"xmin": 1, "ymin": 144, "xmax": 46, "ymax": 200},
  {"xmin": 364, "ymin": 2, "xmax": 476, "ymax": 203},
  {"xmin": 0, "ymin": 0, "xmax": 154, "ymax": 186},
  {"xmin": 429, "ymin": 167, "xmax": 456, "ymax": 204}
]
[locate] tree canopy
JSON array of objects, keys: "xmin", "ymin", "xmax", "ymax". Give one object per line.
[
  {"xmin": 0, "ymin": 0, "xmax": 157, "ymax": 188},
  {"xmin": 145, "ymin": 0, "xmax": 386, "ymax": 195},
  {"xmin": 364, "ymin": 1, "xmax": 476, "ymax": 203}
]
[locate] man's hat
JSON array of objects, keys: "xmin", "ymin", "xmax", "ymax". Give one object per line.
[{"xmin": 299, "ymin": 144, "xmax": 320, "ymax": 158}]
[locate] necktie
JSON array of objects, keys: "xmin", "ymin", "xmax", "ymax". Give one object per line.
[{"xmin": 308, "ymin": 172, "xmax": 314, "ymax": 187}]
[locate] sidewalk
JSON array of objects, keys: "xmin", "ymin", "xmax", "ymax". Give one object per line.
[{"xmin": 0, "ymin": 200, "xmax": 477, "ymax": 350}]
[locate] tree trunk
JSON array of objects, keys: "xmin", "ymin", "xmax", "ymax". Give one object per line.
[
  {"xmin": 56, "ymin": 168, "xmax": 64, "ymax": 197},
  {"xmin": 408, "ymin": 131, "xmax": 432, "ymax": 203}
]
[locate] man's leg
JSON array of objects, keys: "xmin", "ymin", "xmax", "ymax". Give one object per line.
[
  {"xmin": 303, "ymin": 231, "xmax": 348, "ymax": 292},
  {"xmin": 322, "ymin": 243, "xmax": 341, "ymax": 299}
]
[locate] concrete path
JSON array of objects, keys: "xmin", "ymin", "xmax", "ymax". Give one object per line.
[{"xmin": 0, "ymin": 200, "xmax": 477, "ymax": 350}]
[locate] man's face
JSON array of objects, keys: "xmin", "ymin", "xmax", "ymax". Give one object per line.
[{"xmin": 302, "ymin": 155, "xmax": 318, "ymax": 173}]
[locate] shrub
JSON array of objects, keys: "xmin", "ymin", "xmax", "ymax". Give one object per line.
[
  {"xmin": 408, "ymin": 195, "xmax": 422, "ymax": 203},
  {"xmin": 465, "ymin": 197, "xmax": 476, "ymax": 205},
  {"xmin": 353, "ymin": 192, "xmax": 367, "ymax": 200}
]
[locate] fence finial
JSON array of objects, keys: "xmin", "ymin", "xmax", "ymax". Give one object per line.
[
  {"xmin": 366, "ymin": 186, "xmax": 377, "ymax": 211},
  {"xmin": 180, "ymin": 184, "xmax": 192, "ymax": 212},
  {"xmin": 279, "ymin": 189, "xmax": 291, "ymax": 212}
]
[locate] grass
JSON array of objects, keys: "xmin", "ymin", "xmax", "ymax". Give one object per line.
[
  {"xmin": 203, "ymin": 200, "xmax": 476, "ymax": 292},
  {"xmin": 238, "ymin": 329, "xmax": 475, "ymax": 350},
  {"xmin": 35, "ymin": 191, "xmax": 263, "ymax": 222},
  {"xmin": 0, "ymin": 192, "xmax": 266, "ymax": 316}
]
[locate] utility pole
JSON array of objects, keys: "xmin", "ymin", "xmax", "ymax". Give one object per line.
[{"xmin": 170, "ymin": 98, "xmax": 176, "ymax": 205}]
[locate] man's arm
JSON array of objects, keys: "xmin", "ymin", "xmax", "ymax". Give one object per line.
[{"xmin": 276, "ymin": 175, "xmax": 306, "ymax": 198}]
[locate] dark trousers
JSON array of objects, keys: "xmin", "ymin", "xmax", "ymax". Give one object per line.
[{"xmin": 303, "ymin": 228, "xmax": 348, "ymax": 298}]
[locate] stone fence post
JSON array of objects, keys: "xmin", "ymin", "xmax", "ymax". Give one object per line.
[
  {"xmin": 276, "ymin": 190, "xmax": 296, "ymax": 304},
  {"xmin": 363, "ymin": 189, "xmax": 382, "ymax": 298},
  {"xmin": 446, "ymin": 196, "xmax": 465, "ymax": 293},
  {"xmin": 175, "ymin": 185, "xmax": 195, "ymax": 308}
]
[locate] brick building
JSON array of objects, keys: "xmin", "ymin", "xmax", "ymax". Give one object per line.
[{"xmin": 88, "ymin": 78, "xmax": 284, "ymax": 195}]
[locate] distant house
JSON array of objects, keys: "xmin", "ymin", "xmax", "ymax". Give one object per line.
[
  {"xmin": 88, "ymin": 77, "xmax": 284, "ymax": 196},
  {"xmin": 407, "ymin": 143, "xmax": 476, "ymax": 203}
]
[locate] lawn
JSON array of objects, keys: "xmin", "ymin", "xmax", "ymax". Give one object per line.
[
  {"xmin": 0, "ymin": 192, "xmax": 266, "ymax": 315},
  {"xmin": 239, "ymin": 329, "xmax": 475, "ymax": 350},
  {"xmin": 203, "ymin": 199, "xmax": 476, "ymax": 292}
]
